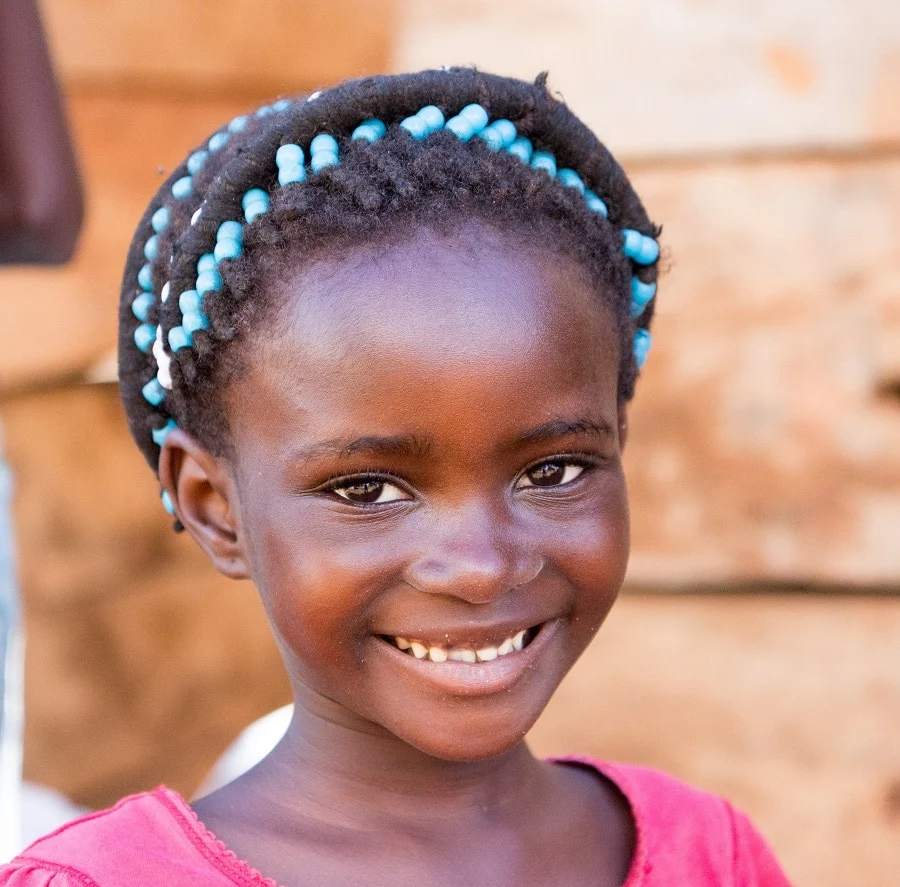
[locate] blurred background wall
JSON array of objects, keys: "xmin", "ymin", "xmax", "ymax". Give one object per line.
[{"xmin": 0, "ymin": 1, "xmax": 898, "ymax": 883}]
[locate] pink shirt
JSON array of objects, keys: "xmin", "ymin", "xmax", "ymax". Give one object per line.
[{"xmin": 1, "ymin": 759, "xmax": 792, "ymax": 886}]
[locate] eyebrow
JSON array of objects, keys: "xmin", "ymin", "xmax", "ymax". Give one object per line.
[
  {"xmin": 290, "ymin": 433, "xmax": 434, "ymax": 463},
  {"xmin": 514, "ymin": 417, "xmax": 615, "ymax": 448}
]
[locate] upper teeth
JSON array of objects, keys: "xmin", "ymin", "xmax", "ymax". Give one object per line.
[{"xmin": 389, "ymin": 629, "xmax": 528, "ymax": 663}]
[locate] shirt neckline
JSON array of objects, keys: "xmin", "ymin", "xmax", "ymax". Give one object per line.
[{"xmin": 156, "ymin": 756, "xmax": 647, "ymax": 887}]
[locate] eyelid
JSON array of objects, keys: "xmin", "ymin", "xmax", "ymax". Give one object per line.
[{"xmin": 514, "ymin": 452, "xmax": 599, "ymax": 489}]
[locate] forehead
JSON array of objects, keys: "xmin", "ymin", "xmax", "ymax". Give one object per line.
[{"xmin": 228, "ymin": 226, "xmax": 621, "ymax": 450}]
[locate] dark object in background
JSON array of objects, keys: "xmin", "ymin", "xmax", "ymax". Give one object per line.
[{"xmin": 0, "ymin": 0, "xmax": 83, "ymax": 265}]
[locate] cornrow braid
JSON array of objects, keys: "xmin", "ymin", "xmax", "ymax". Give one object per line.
[{"xmin": 118, "ymin": 68, "xmax": 661, "ymax": 519}]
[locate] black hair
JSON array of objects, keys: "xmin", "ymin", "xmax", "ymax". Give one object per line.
[{"xmin": 119, "ymin": 68, "xmax": 660, "ymax": 480}]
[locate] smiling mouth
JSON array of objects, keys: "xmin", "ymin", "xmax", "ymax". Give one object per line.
[{"xmin": 380, "ymin": 626, "xmax": 540, "ymax": 664}]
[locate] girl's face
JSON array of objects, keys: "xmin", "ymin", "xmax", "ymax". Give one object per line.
[{"xmin": 200, "ymin": 225, "xmax": 629, "ymax": 761}]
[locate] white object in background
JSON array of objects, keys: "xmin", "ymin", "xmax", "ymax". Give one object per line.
[{"xmin": 195, "ymin": 704, "xmax": 293, "ymax": 799}]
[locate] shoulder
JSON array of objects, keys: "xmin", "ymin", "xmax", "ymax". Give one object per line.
[
  {"xmin": 0, "ymin": 788, "xmax": 240, "ymax": 887},
  {"xmin": 555, "ymin": 757, "xmax": 793, "ymax": 886}
]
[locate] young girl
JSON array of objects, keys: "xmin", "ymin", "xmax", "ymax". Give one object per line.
[{"xmin": 1, "ymin": 69, "xmax": 792, "ymax": 886}]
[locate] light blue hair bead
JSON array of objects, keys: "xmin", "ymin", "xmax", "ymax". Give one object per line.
[
  {"xmin": 557, "ymin": 168, "xmax": 585, "ymax": 194},
  {"xmin": 227, "ymin": 115, "xmax": 248, "ymax": 133},
  {"xmin": 487, "ymin": 119, "xmax": 517, "ymax": 147},
  {"xmin": 400, "ymin": 115, "xmax": 429, "ymax": 139},
  {"xmin": 478, "ymin": 125, "xmax": 506, "ymax": 152},
  {"xmin": 352, "ymin": 120, "xmax": 386, "ymax": 142},
  {"xmin": 217, "ymin": 221, "xmax": 242, "ymax": 243},
  {"xmin": 445, "ymin": 116, "xmax": 476, "ymax": 141},
  {"xmin": 584, "ymin": 190, "xmax": 608, "ymax": 217},
  {"xmin": 630, "ymin": 278, "xmax": 657, "ymax": 317},
  {"xmin": 255, "ymin": 105, "xmax": 274, "ymax": 118},
  {"xmin": 416, "ymin": 106, "xmax": 445, "ymax": 132},
  {"xmin": 134, "ymin": 323, "xmax": 156, "ymax": 353},
  {"xmin": 208, "ymin": 131, "xmax": 229, "ymax": 152},
  {"xmin": 168, "ymin": 325, "xmax": 192, "ymax": 352},
  {"xmin": 138, "ymin": 263, "xmax": 153, "ymax": 292},
  {"xmin": 183, "ymin": 310, "xmax": 211, "ymax": 335},
  {"xmin": 633, "ymin": 329, "xmax": 652, "ymax": 369},
  {"xmin": 143, "ymin": 235, "xmax": 159, "ymax": 262},
  {"xmin": 245, "ymin": 200, "xmax": 268, "ymax": 223},
  {"xmin": 214, "ymin": 238, "xmax": 242, "ymax": 262},
  {"xmin": 142, "ymin": 378, "xmax": 166, "ymax": 406},
  {"xmin": 622, "ymin": 229, "xmax": 660, "ymax": 265},
  {"xmin": 278, "ymin": 164, "xmax": 306, "ymax": 186},
  {"xmin": 196, "ymin": 269, "xmax": 223, "ymax": 296},
  {"xmin": 276, "ymin": 144, "xmax": 304, "ymax": 167},
  {"xmin": 242, "ymin": 188, "xmax": 269, "ymax": 210},
  {"xmin": 171, "ymin": 176, "xmax": 193, "ymax": 200},
  {"xmin": 530, "ymin": 151, "xmax": 557, "ymax": 177},
  {"xmin": 311, "ymin": 152, "xmax": 338, "ymax": 173},
  {"xmin": 161, "ymin": 490, "xmax": 175, "ymax": 515},
  {"xmin": 179, "ymin": 289, "xmax": 201, "ymax": 313},
  {"xmin": 197, "ymin": 253, "xmax": 217, "ymax": 274},
  {"xmin": 131, "ymin": 292, "xmax": 155, "ymax": 322},
  {"xmin": 459, "ymin": 104, "xmax": 489, "ymax": 130},
  {"xmin": 187, "ymin": 150, "xmax": 208, "ymax": 175},
  {"xmin": 151, "ymin": 207, "xmax": 170, "ymax": 233},
  {"xmin": 310, "ymin": 133, "xmax": 339, "ymax": 155},
  {"xmin": 273, "ymin": 99, "xmax": 292, "ymax": 112},
  {"xmin": 507, "ymin": 136, "xmax": 533, "ymax": 163},
  {"xmin": 151, "ymin": 420, "xmax": 178, "ymax": 448}
]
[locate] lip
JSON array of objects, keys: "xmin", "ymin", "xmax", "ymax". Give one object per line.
[{"xmin": 372, "ymin": 617, "xmax": 562, "ymax": 697}]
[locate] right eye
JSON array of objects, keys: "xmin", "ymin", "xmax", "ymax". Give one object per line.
[{"xmin": 328, "ymin": 478, "xmax": 411, "ymax": 506}]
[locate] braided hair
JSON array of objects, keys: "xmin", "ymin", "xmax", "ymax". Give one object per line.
[{"xmin": 119, "ymin": 68, "xmax": 660, "ymax": 512}]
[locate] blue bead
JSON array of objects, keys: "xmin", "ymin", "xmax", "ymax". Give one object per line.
[
  {"xmin": 276, "ymin": 143, "xmax": 304, "ymax": 168},
  {"xmin": 351, "ymin": 120, "xmax": 385, "ymax": 142},
  {"xmin": 417, "ymin": 105, "xmax": 445, "ymax": 132},
  {"xmin": 255, "ymin": 105, "xmax": 273, "ymax": 118},
  {"xmin": 478, "ymin": 126, "xmax": 505, "ymax": 151},
  {"xmin": 142, "ymin": 378, "xmax": 166, "ymax": 406},
  {"xmin": 197, "ymin": 253, "xmax": 217, "ymax": 274},
  {"xmin": 630, "ymin": 278, "xmax": 657, "ymax": 317},
  {"xmin": 214, "ymin": 238, "xmax": 242, "ymax": 262},
  {"xmin": 133, "ymin": 323, "xmax": 156, "ymax": 353},
  {"xmin": 138, "ymin": 263, "xmax": 153, "ymax": 292},
  {"xmin": 445, "ymin": 116, "xmax": 475, "ymax": 141},
  {"xmin": 161, "ymin": 490, "xmax": 175, "ymax": 515},
  {"xmin": 168, "ymin": 325, "xmax": 192, "ymax": 352},
  {"xmin": 311, "ymin": 152, "xmax": 338, "ymax": 173},
  {"xmin": 273, "ymin": 99, "xmax": 292, "ymax": 112},
  {"xmin": 183, "ymin": 310, "xmax": 210, "ymax": 334},
  {"xmin": 151, "ymin": 207, "xmax": 170, "ymax": 233},
  {"xmin": 217, "ymin": 221, "xmax": 242, "ymax": 243},
  {"xmin": 196, "ymin": 269, "xmax": 223, "ymax": 296},
  {"xmin": 584, "ymin": 190, "xmax": 608, "ymax": 217},
  {"xmin": 400, "ymin": 115, "xmax": 429, "ymax": 139},
  {"xmin": 208, "ymin": 131, "xmax": 229, "ymax": 152},
  {"xmin": 530, "ymin": 151, "xmax": 557, "ymax": 177},
  {"xmin": 178, "ymin": 289, "xmax": 201, "ymax": 313},
  {"xmin": 310, "ymin": 133, "xmax": 339, "ymax": 155},
  {"xmin": 242, "ymin": 188, "xmax": 269, "ymax": 210},
  {"xmin": 278, "ymin": 164, "xmax": 306, "ymax": 186},
  {"xmin": 622, "ymin": 230, "xmax": 659, "ymax": 265},
  {"xmin": 507, "ymin": 137, "xmax": 533, "ymax": 164},
  {"xmin": 227, "ymin": 115, "xmax": 248, "ymax": 133},
  {"xmin": 459, "ymin": 104, "xmax": 489, "ymax": 131},
  {"xmin": 152, "ymin": 420, "xmax": 178, "ymax": 447},
  {"xmin": 187, "ymin": 150, "xmax": 208, "ymax": 175},
  {"xmin": 490, "ymin": 119, "xmax": 517, "ymax": 146},
  {"xmin": 633, "ymin": 329, "xmax": 652, "ymax": 369},
  {"xmin": 557, "ymin": 168, "xmax": 585, "ymax": 194},
  {"xmin": 245, "ymin": 201, "xmax": 268, "ymax": 223},
  {"xmin": 171, "ymin": 176, "xmax": 193, "ymax": 200},
  {"xmin": 131, "ymin": 292, "xmax": 155, "ymax": 322},
  {"xmin": 143, "ymin": 235, "xmax": 158, "ymax": 262}
]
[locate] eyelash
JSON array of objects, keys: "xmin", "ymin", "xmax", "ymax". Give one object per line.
[{"xmin": 317, "ymin": 453, "xmax": 598, "ymax": 507}]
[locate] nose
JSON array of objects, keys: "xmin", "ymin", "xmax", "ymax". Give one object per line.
[{"xmin": 403, "ymin": 501, "xmax": 543, "ymax": 604}]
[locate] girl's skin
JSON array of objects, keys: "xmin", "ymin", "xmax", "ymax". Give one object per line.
[{"xmin": 161, "ymin": 223, "xmax": 635, "ymax": 887}]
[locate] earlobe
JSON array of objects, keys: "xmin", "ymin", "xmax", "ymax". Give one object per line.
[
  {"xmin": 157, "ymin": 430, "xmax": 251, "ymax": 580},
  {"xmin": 618, "ymin": 403, "xmax": 629, "ymax": 451}
]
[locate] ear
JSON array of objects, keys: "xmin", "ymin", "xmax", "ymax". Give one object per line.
[
  {"xmin": 617, "ymin": 401, "xmax": 629, "ymax": 451},
  {"xmin": 157, "ymin": 429, "xmax": 251, "ymax": 580}
]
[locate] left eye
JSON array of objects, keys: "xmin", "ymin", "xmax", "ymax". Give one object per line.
[
  {"xmin": 516, "ymin": 461, "xmax": 586, "ymax": 489},
  {"xmin": 330, "ymin": 479, "xmax": 410, "ymax": 505}
]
